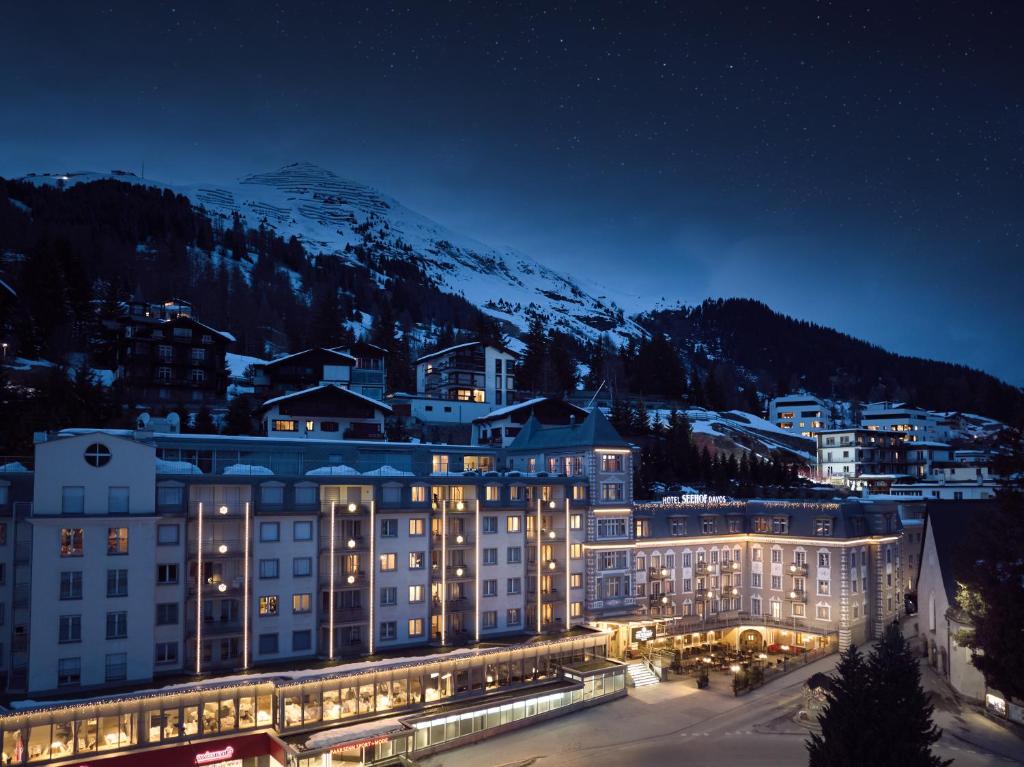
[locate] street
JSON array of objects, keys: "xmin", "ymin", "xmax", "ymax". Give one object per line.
[{"xmin": 422, "ymin": 652, "xmax": 1024, "ymax": 767}]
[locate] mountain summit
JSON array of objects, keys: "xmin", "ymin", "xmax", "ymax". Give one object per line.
[{"xmin": 25, "ymin": 163, "xmax": 642, "ymax": 342}]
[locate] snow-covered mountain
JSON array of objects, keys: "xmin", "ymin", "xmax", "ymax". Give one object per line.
[{"xmin": 24, "ymin": 163, "xmax": 644, "ymax": 343}]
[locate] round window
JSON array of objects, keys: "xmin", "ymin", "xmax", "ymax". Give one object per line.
[{"xmin": 84, "ymin": 443, "xmax": 112, "ymax": 467}]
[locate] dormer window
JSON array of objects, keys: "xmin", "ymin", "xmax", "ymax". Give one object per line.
[{"xmin": 814, "ymin": 518, "xmax": 833, "ymax": 536}]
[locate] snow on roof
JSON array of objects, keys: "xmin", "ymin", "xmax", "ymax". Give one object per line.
[
  {"xmin": 223, "ymin": 464, "xmax": 274, "ymax": 475},
  {"xmin": 260, "ymin": 383, "xmax": 393, "ymax": 413},
  {"xmin": 0, "ymin": 462, "xmax": 30, "ymax": 473},
  {"xmin": 365, "ymin": 465, "xmax": 414, "ymax": 476},
  {"xmin": 306, "ymin": 464, "xmax": 359, "ymax": 476},
  {"xmin": 156, "ymin": 458, "xmax": 203, "ymax": 475},
  {"xmin": 415, "ymin": 341, "xmax": 480, "ymax": 363},
  {"xmin": 472, "ymin": 396, "xmax": 586, "ymax": 423},
  {"xmin": 303, "ymin": 717, "xmax": 407, "ymax": 751},
  {"xmin": 263, "ymin": 347, "xmax": 356, "ymax": 368},
  {"xmin": 0, "ymin": 277, "xmax": 15, "ymax": 297}
]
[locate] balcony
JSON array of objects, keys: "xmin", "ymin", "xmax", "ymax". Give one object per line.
[
  {"xmin": 322, "ymin": 571, "xmax": 368, "ymax": 588},
  {"xmin": 788, "ymin": 563, "xmax": 808, "ymax": 576},
  {"xmin": 721, "ymin": 560, "xmax": 741, "ymax": 572},
  {"xmin": 322, "ymin": 535, "xmax": 367, "ymax": 552},
  {"xmin": 191, "ymin": 619, "xmax": 243, "ymax": 636},
  {"xmin": 331, "ymin": 607, "xmax": 367, "ymax": 623},
  {"xmin": 191, "ymin": 580, "xmax": 244, "ymax": 597},
  {"xmin": 649, "ymin": 566, "xmax": 670, "ymax": 580},
  {"xmin": 788, "ymin": 589, "xmax": 807, "ymax": 602},
  {"xmin": 190, "ymin": 540, "xmax": 245, "ymax": 558},
  {"xmin": 541, "ymin": 589, "xmax": 561, "ymax": 603},
  {"xmin": 433, "ymin": 533, "xmax": 474, "ymax": 547},
  {"xmin": 649, "ymin": 593, "xmax": 671, "ymax": 607},
  {"xmin": 446, "ymin": 565, "xmax": 473, "ymax": 580},
  {"xmin": 695, "ymin": 562, "xmax": 709, "ymax": 575}
]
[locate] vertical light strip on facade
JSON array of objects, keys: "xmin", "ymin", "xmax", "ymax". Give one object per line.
[
  {"xmin": 195, "ymin": 501, "xmax": 203, "ymax": 675},
  {"xmin": 535, "ymin": 498, "xmax": 542, "ymax": 632},
  {"xmin": 369, "ymin": 499, "xmax": 376, "ymax": 654},
  {"xmin": 328, "ymin": 500, "xmax": 336, "ymax": 660},
  {"xmin": 564, "ymin": 497, "xmax": 571, "ymax": 626},
  {"xmin": 474, "ymin": 499, "xmax": 481, "ymax": 642},
  {"xmin": 441, "ymin": 499, "xmax": 447, "ymax": 645},
  {"xmin": 243, "ymin": 501, "xmax": 250, "ymax": 669}
]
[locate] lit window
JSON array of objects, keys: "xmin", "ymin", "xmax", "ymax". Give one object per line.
[
  {"xmin": 408, "ymin": 618, "xmax": 424, "ymax": 637},
  {"xmin": 272, "ymin": 420, "xmax": 297, "ymax": 432},
  {"xmin": 259, "ymin": 596, "xmax": 279, "ymax": 616},
  {"xmin": 408, "ymin": 518, "xmax": 425, "ymax": 536},
  {"xmin": 411, "ymin": 486, "xmax": 427, "ymax": 503},
  {"xmin": 107, "ymin": 527, "xmax": 129, "ymax": 555},
  {"xmin": 379, "ymin": 553, "xmax": 396, "ymax": 571},
  {"xmin": 60, "ymin": 528, "xmax": 84, "ymax": 557}
]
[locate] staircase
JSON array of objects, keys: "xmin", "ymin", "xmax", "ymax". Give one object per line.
[{"xmin": 626, "ymin": 661, "xmax": 660, "ymax": 687}]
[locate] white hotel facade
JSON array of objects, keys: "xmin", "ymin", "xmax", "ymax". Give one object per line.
[{"xmin": 0, "ymin": 405, "xmax": 906, "ymax": 767}]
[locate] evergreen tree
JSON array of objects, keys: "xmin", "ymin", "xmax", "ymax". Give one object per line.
[
  {"xmin": 954, "ymin": 427, "xmax": 1024, "ymax": 700},
  {"xmin": 223, "ymin": 396, "xmax": 256, "ymax": 435},
  {"xmin": 807, "ymin": 645, "xmax": 876, "ymax": 767},
  {"xmin": 193, "ymin": 406, "xmax": 216, "ymax": 434},
  {"xmin": 517, "ymin": 316, "xmax": 548, "ymax": 393},
  {"xmin": 867, "ymin": 623, "xmax": 950, "ymax": 767}
]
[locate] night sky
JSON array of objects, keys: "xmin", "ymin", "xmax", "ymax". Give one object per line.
[{"xmin": 2, "ymin": 2, "xmax": 1022, "ymax": 383}]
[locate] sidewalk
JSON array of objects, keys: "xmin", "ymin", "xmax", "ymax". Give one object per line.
[{"xmin": 920, "ymin": 659, "xmax": 1024, "ymax": 763}]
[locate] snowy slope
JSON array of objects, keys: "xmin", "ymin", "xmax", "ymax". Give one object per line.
[
  {"xmin": 648, "ymin": 407, "xmax": 817, "ymax": 463},
  {"xmin": 23, "ymin": 164, "xmax": 644, "ymax": 343}
]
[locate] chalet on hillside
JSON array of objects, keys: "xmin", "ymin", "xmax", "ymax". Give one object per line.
[
  {"xmin": 110, "ymin": 298, "xmax": 233, "ymax": 407},
  {"xmin": 258, "ymin": 383, "xmax": 392, "ymax": 440},
  {"xmin": 472, "ymin": 397, "xmax": 588, "ymax": 447},
  {"xmin": 254, "ymin": 343, "xmax": 388, "ymax": 401}
]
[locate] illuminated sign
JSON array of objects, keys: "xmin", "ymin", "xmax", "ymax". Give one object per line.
[
  {"xmin": 632, "ymin": 626, "xmax": 655, "ymax": 643},
  {"xmin": 195, "ymin": 746, "xmax": 235, "ymax": 765},
  {"xmin": 661, "ymin": 494, "xmax": 729, "ymax": 505},
  {"xmin": 330, "ymin": 735, "xmax": 392, "ymax": 753}
]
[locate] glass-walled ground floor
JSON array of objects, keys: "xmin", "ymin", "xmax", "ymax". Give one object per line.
[
  {"xmin": 293, "ymin": 659, "xmax": 626, "ymax": 766},
  {"xmin": 0, "ymin": 632, "xmax": 613, "ymax": 767},
  {"xmin": 592, "ymin": 616, "xmax": 838, "ymax": 660}
]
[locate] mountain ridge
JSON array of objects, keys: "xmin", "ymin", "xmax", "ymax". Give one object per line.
[{"xmin": 21, "ymin": 163, "xmax": 644, "ymax": 343}]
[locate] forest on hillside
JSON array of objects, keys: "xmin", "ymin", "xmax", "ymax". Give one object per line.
[{"xmin": 1, "ymin": 179, "xmax": 1020, "ymax": 441}]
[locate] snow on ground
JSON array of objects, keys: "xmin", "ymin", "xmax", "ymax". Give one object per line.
[
  {"xmin": 22, "ymin": 164, "xmax": 643, "ymax": 343},
  {"xmin": 226, "ymin": 352, "xmax": 268, "ymax": 378}
]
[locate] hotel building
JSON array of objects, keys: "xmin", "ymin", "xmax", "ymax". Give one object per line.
[
  {"xmin": 615, "ymin": 498, "xmax": 904, "ymax": 654},
  {"xmin": 0, "ymin": 408, "xmax": 636, "ymax": 766}
]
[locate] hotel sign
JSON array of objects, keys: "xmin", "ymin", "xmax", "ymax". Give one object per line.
[
  {"xmin": 661, "ymin": 494, "xmax": 729, "ymax": 505},
  {"xmin": 330, "ymin": 735, "xmax": 393, "ymax": 753},
  {"xmin": 632, "ymin": 626, "xmax": 655, "ymax": 643}
]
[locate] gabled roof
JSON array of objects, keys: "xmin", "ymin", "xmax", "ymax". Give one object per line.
[
  {"xmin": 336, "ymin": 341, "xmax": 390, "ymax": 356},
  {"xmin": 259, "ymin": 383, "xmax": 392, "ymax": 413},
  {"xmin": 920, "ymin": 500, "xmax": 998, "ymax": 604},
  {"xmin": 416, "ymin": 340, "xmax": 519, "ymax": 364},
  {"xmin": 507, "ymin": 407, "xmax": 629, "ymax": 450},
  {"xmin": 472, "ymin": 397, "xmax": 588, "ymax": 424},
  {"xmin": 262, "ymin": 347, "xmax": 357, "ymax": 369}
]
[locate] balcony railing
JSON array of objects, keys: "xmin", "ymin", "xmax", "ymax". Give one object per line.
[
  {"xmin": 788, "ymin": 589, "xmax": 807, "ymax": 602},
  {"xmin": 446, "ymin": 565, "xmax": 473, "ymax": 580},
  {"xmin": 788, "ymin": 563, "xmax": 809, "ymax": 576},
  {"xmin": 649, "ymin": 567, "xmax": 669, "ymax": 579},
  {"xmin": 321, "ymin": 571, "xmax": 368, "ymax": 587},
  {"xmin": 695, "ymin": 562, "xmax": 709, "ymax": 575}
]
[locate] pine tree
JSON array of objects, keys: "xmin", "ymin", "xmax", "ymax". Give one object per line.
[
  {"xmin": 223, "ymin": 396, "xmax": 256, "ymax": 435},
  {"xmin": 193, "ymin": 406, "xmax": 216, "ymax": 435},
  {"xmin": 518, "ymin": 315, "xmax": 548, "ymax": 393},
  {"xmin": 954, "ymin": 427, "xmax": 1024, "ymax": 701},
  {"xmin": 867, "ymin": 623, "xmax": 950, "ymax": 767},
  {"xmin": 807, "ymin": 645, "xmax": 876, "ymax": 767}
]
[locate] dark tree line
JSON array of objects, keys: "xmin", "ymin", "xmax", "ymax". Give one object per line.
[
  {"xmin": 643, "ymin": 298, "xmax": 1024, "ymax": 424},
  {"xmin": 607, "ymin": 404, "xmax": 802, "ymax": 499},
  {"xmin": 0, "ymin": 178, "xmax": 503, "ymax": 375}
]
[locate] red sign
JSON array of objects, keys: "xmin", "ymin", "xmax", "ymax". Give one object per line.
[
  {"xmin": 68, "ymin": 733, "xmax": 284, "ymax": 767},
  {"xmin": 195, "ymin": 745, "xmax": 235, "ymax": 764}
]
